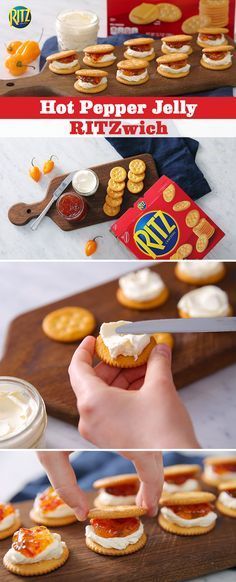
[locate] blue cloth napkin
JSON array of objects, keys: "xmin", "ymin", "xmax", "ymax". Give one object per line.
[
  {"xmin": 107, "ymin": 136, "xmax": 210, "ymax": 200},
  {"xmin": 40, "ymin": 35, "xmax": 233, "ymax": 97},
  {"xmin": 11, "ymin": 452, "xmax": 204, "ymax": 502}
]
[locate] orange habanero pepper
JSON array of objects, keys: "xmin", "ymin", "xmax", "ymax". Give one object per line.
[
  {"xmin": 15, "ymin": 40, "xmax": 41, "ymax": 64},
  {"xmin": 85, "ymin": 237, "xmax": 102, "ymax": 257},
  {"xmin": 29, "ymin": 158, "xmax": 41, "ymax": 182},
  {"xmin": 5, "ymin": 55, "xmax": 31, "ymax": 76},
  {"xmin": 6, "ymin": 40, "xmax": 22, "ymax": 54},
  {"xmin": 43, "ymin": 155, "xmax": 57, "ymax": 175}
]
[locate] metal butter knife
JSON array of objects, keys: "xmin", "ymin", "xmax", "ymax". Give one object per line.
[
  {"xmin": 116, "ymin": 318, "xmax": 236, "ymax": 335},
  {"xmin": 31, "ymin": 172, "xmax": 75, "ymax": 231}
]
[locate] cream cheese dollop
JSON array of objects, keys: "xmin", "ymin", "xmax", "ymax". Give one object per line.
[
  {"xmin": 202, "ymin": 52, "xmax": 232, "ymax": 66},
  {"xmin": 177, "ymin": 261, "xmax": 224, "ymax": 280},
  {"xmin": 52, "ymin": 59, "xmax": 79, "ymax": 70},
  {"xmin": 0, "ymin": 510, "xmax": 19, "ymax": 532},
  {"xmin": 161, "ymin": 507, "xmax": 217, "ymax": 528},
  {"xmin": 204, "ymin": 464, "xmax": 236, "ymax": 481},
  {"xmin": 126, "ymin": 47, "xmax": 154, "ymax": 58},
  {"xmin": 33, "ymin": 492, "xmax": 75, "ymax": 518},
  {"xmin": 119, "ymin": 268, "xmax": 166, "ymax": 302},
  {"xmin": 117, "ymin": 70, "xmax": 147, "ymax": 82},
  {"xmin": 160, "ymin": 63, "xmax": 190, "ymax": 74},
  {"xmin": 96, "ymin": 489, "xmax": 136, "ymax": 506},
  {"xmin": 162, "ymin": 42, "xmax": 190, "ymax": 53},
  {"xmin": 198, "ymin": 34, "xmax": 225, "ymax": 46},
  {"xmin": 78, "ymin": 77, "xmax": 107, "ymax": 89},
  {"xmin": 100, "ymin": 321, "xmax": 151, "ymax": 359},
  {"xmin": 5, "ymin": 533, "xmax": 65, "ymax": 564},
  {"xmin": 85, "ymin": 521, "xmax": 143, "ymax": 550},
  {"xmin": 178, "ymin": 286, "xmax": 230, "ymax": 317},
  {"xmin": 218, "ymin": 491, "xmax": 236, "ymax": 509},
  {"xmin": 163, "ymin": 479, "xmax": 199, "ymax": 494},
  {"xmin": 0, "ymin": 389, "xmax": 38, "ymax": 441}
]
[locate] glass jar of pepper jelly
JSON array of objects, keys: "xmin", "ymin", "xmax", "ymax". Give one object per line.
[{"xmin": 56, "ymin": 193, "xmax": 88, "ymax": 223}]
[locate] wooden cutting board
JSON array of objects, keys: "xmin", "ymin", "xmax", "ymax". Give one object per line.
[
  {"xmin": 0, "ymin": 497, "xmax": 235, "ymax": 582},
  {"xmin": 8, "ymin": 154, "xmax": 158, "ymax": 231},
  {"xmin": 0, "ymin": 263, "xmax": 235, "ymax": 425},
  {"xmin": 0, "ymin": 35, "xmax": 235, "ymax": 97}
]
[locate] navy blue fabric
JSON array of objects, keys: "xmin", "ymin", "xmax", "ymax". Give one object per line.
[
  {"xmin": 40, "ymin": 35, "xmax": 233, "ymax": 96},
  {"xmin": 11, "ymin": 452, "xmax": 204, "ymax": 502},
  {"xmin": 107, "ymin": 136, "xmax": 210, "ymax": 200}
]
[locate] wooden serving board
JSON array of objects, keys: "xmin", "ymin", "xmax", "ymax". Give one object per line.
[
  {"xmin": 0, "ymin": 497, "xmax": 235, "ymax": 582},
  {"xmin": 8, "ymin": 154, "xmax": 157, "ymax": 231},
  {"xmin": 0, "ymin": 36, "xmax": 235, "ymax": 97},
  {"xmin": 0, "ymin": 264, "xmax": 235, "ymax": 425}
]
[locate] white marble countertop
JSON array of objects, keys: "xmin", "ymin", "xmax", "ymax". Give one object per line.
[
  {"xmin": 0, "ymin": 137, "xmax": 235, "ymax": 260},
  {"xmin": 0, "ymin": 260, "xmax": 236, "ymax": 452}
]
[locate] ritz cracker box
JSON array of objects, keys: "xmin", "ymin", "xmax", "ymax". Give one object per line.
[
  {"xmin": 107, "ymin": 0, "xmax": 235, "ymax": 38},
  {"xmin": 110, "ymin": 176, "xmax": 225, "ymax": 260}
]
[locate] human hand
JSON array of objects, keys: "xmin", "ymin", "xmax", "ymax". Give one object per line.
[
  {"xmin": 37, "ymin": 451, "xmax": 89, "ymax": 521},
  {"xmin": 69, "ymin": 336, "xmax": 200, "ymax": 449},
  {"xmin": 38, "ymin": 451, "xmax": 163, "ymax": 519}
]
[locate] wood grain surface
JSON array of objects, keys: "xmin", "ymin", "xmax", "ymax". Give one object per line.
[
  {"xmin": 8, "ymin": 154, "xmax": 158, "ymax": 231},
  {"xmin": 0, "ymin": 497, "xmax": 235, "ymax": 582},
  {"xmin": 0, "ymin": 36, "xmax": 235, "ymax": 97},
  {"xmin": 0, "ymin": 264, "xmax": 235, "ymax": 425}
]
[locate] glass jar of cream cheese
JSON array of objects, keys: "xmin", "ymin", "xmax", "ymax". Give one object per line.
[
  {"xmin": 56, "ymin": 10, "xmax": 99, "ymax": 52},
  {"xmin": 0, "ymin": 377, "xmax": 47, "ymax": 449}
]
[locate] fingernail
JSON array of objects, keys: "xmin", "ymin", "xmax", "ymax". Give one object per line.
[
  {"xmin": 155, "ymin": 344, "xmax": 171, "ymax": 359},
  {"xmin": 75, "ymin": 509, "xmax": 87, "ymax": 522},
  {"xmin": 149, "ymin": 506, "xmax": 158, "ymax": 517}
]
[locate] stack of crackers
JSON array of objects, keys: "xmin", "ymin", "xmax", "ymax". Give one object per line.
[
  {"xmin": 127, "ymin": 159, "xmax": 146, "ymax": 195},
  {"xmin": 103, "ymin": 166, "xmax": 127, "ymax": 217}
]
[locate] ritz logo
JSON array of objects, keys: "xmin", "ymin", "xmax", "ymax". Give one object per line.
[
  {"xmin": 134, "ymin": 210, "xmax": 179, "ymax": 259},
  {"xmin": 9, "ymin": 6, "xmax": 32, "ymax": 28}
]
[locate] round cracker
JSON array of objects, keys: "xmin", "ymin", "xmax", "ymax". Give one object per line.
[
  {"xmin": 127, "ymin": 180, "xmax": 144, "ymax": 194},
  {"xmin": 175, "ymin": 243, "xmax": 193, "ymax": 259},
  {"xmin": 3, "ymin": 546, "xmax": 69, "ymax": 577},
  {"xmin": 182, "ymin": 15, "xmax": 204, "ymax": 34},
  {"xmin": 160, "ymin": 491, "xmax": 215, "ymax": 506},
  {"xmin": 157, "ymin": 3, "xmax": 182, "ymax": 22},
  {"xmin": 129, "ymin": 159, "xmax": 146, "ymax": 174},
  {"xmin": 158, "ymin": 513, "xmax": 216, "ymax": 536},
  {"xmin": 218, "ymin": 480, "xmax": 236, "ymax": 492},
  {"xmin": 128, "ymin": 171, "xmax": 145, "ymax": 183},
  {"xmin": 196, "ymin": 234, "xmax": 209, "ymax": 253},
  {"xmin": 88, "ymin": 505, "xmax": 146, "ymax": 519},
  {"xmin": 86, "ymin": 532, "xmax": 147, "ymax": 555},
  {"xmin": 105, "ymin": 195, "xmax": 123, "ymax": 208},
  {"xmin": 49, "ymin": 63, "xmax": 79, "ymax": 75},
  {"xmin": 186, "ymin": 209, "xmax": 200, "ymax": 228},
  {"xmin": 42, "ymin": 306, "xmax": 96, "ymax": 343},
  {"xmin": 0, "ymin": 516, "xmax": 21, "ymax": 540},
  {"xmin": 164, "ymin": 464, "xmax": 201, "ymax": 477},
  {"xmin": 93, "ymin": 474, "xmax": 139, "ymax": 490},
  {"xmin": 108, "ymin": 178, "xmax": 126, "ymax": 192},
  {"xmin": 107, "ymin": 186, "xmax": 124, "ymax": 199},
  {"xmin": 163, "ymin": 184, "xmax": 176, "ymax": 202},
  {"xmin": 173, "ymin": 200, "xmax": 191, "ymax": 211},
  {"xmin": 116, "ymin": 71, "xmax": 149, "ymax": 85},
  {"xmin": 96, "ymin": 335, "xmax": 156, "ymax": 368},
  {"xmin": 74, "ymin": 80, "xmax": 107, "ymax": 94},
  {"xmin": 29, "ymin": 509, "xmax": 77, "ymax": 527},
  {"xmin": 103, "ymin": 203, "xmax": 120, "ymax": 217},
  {"xmin": 110, "ymin": 166, "xmax": 127, "ymax": 182},
  {"xmin": 116, "ymin": 287, "xmax": 169, "ymax": 311},
  {"xmin": 216, "ymin": 499, "xmax": 236, "ymax": 518},
  {"xmin": 157, "ymin": 66, "xmax": 190, "ymax": 79}
]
